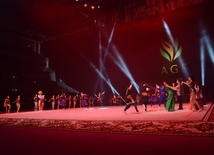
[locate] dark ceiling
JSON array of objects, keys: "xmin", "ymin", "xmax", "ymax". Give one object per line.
[{"xmin": 0, "ymin": 0, "xmax": 140, "ymax": 40}]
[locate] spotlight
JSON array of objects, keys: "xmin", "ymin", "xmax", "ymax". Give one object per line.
[
  {"xmin": 91, "ymin": 6, "xmax": 95, "ymax": 9},
  {"xmin": 84, "ymin": 4, "xmax": 87, "ymax": 7}
]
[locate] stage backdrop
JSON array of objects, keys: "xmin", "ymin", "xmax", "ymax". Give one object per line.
[{"xmin": 41, "ymin": 2, "xmax": 214, "ymax": 103}]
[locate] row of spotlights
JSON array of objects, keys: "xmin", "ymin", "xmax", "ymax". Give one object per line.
[
  {"xmin": 75, "ymin": 0, "xmax": 100, "ymax": 9},
  {"xmin": 84, "ymin": 4, "xmax": 100, "ymax": 9}
]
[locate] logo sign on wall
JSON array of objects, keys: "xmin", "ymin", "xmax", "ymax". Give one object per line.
[{"xmin": 160, "ymin": 39, "xmax": 182, "ymax": 75}]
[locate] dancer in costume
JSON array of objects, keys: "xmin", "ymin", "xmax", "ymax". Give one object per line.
[
  {"xmin": 81, "ymin": 93, "xmax": 89, "ymax": 109},
  {"xmin": 88, "ymin": 96, "xmax": 94, "ymax": 107},
  {"xmin": 67, "ymin": 95, "xmax": 72, "ymax": 109},
  {"xmin": 112, "ymin": 94, "xmax": 117, "ymax": 106},
  {"xmin": 182, "ymin": 76, "xmax": 194, "ymax": 110},
  {"xmin": 59, "ymin": 93, "xmax": 67, "ymax": 109},
  {"xmin": 156, "ymin": 83, "xmax": 167, "ymax": 109},
  {"xmin": 195, "ymin": 81, "xmax": 204, "ymax": 108},
  {"xmin": 165, "ymin": 79, "xmax": 183, "ymax": 110},
  {"xmin": 38, "ymin": 91, "xmax": 45, "ymax": 111},
  {"xmin": 33, "ymin": 94, "xmax": 38, "ymax": 111},
  {"xmin": 135, "ymin": 94, "xmax": 140, "ymax": 105},
  {"xmin": 56, "ymin": 95, "xmax": 60, "ymax": 110},
  {"xmin": 48, "ymin": 95, "xmax": 56, "ymax": 110},
  {"xmin": 150, "ymin": 87, "xmax": 159, "ymax": 107},
  {"xmin": 73, "ymin": 95, "xmax": 78, "ymax": 108},
  {"xmin": 4, "ymin": 96, "xmax": 11, "ymax": 113},
  {"xmin": 175, "ymin": 79, "xmax": 183, "ymax": 110},
  {"xmin": 140, "ymin": 82, "xmax": 150, "ymax": 112},
  {"xmin": 182, "ymin": 77, "xmax": 202, "ymax": 112},
  {"xmin": 13, "ymin": 95, "xmax": 21, "ymax": 113},
  {"xmin": 79, "ymin": 92, "xmax": 84, "ymax": 108},
  {"xmin": 163, "ymin": 81, "xmax": 175, "ymax": 112},
  {"xmin": 123, "ymin": 82, "xmax": 139, "ymax": 114},
  {"xmin": 94, "ymin": 91, "xmax": 105, "ymax": 106}
]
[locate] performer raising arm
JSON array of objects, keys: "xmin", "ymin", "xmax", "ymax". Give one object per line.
[{"xmin": 94, "ymin": 91, "xmax": 105, "ymax": 106}]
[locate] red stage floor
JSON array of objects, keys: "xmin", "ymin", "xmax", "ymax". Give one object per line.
[{"xmin": 0, "ymin": 103, "xmax": 212, "ymax": 121}]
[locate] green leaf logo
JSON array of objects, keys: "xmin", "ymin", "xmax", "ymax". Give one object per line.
[{"xmin": 160, "ymin": 40, "xmax": 182, "ymax": 62}]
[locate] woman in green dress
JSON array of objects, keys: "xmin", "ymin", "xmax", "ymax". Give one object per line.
[{"xmin": 163, "ymin": 81, "xmax": 175, "ymax": 112}]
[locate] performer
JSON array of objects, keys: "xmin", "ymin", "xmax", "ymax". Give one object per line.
[
  {"xmin": 67, "ymin": 95, "xmax": 72, "ymax": 109},
  {"xmin": 81, "ymin": 93, "xmax": 89, "ymax": 109},
  {"xmin": 182, "ymin": 76, "xmax": 194, "ymax": 110},
  {"xmin": 48, "ymin": 95, "xmax": 56, "ymax": 110},
  {"xmin": 94, "ymin": 91, "xmax": 105, "ymax": 106},
  {"xmin": 112, "ymin": 94, "xmax": 117, "ymax": 106},
  {"xmin": 88, "ymin": 96, "xmax": 94, "ymax": 107},
  {"xmin": 140, "ymin": 82, "xmax": 150, "ymax": 112},
  {"xmin": 33, "ymin": 94, "xmax": 38, "ymax": 111},
  {"xmin": 73, "ymin": 95, "xmax": 78, "ymax": 108},
  {"xmin": 150, "ymin": 87, "xmax": 159, "ymax": 107},
  {"xmin": 164, "ymin": 81, "xmax": 175, "ymax": 112},
  {"xmin": 123, "ymin": 82, "xmax": 139, "ymax": 114},
  {"xmin": 40, "ymin": 95, "xmax": 46, "ymax": 110},
  {"xmin": 13, "ymin": 95, "xmax": 21, "ymax": 113},
  {"xmin": 182, "ymin": 77, "xmax": 202, "ymax": 112},
  {"xmin": 59, "ymin": 93, "xmax": 67, "ymax": 109},
  {"xmin": 38, "ymin": 91, "xmax": 45, "ymax": 111},
  {"xmin": 165, "ymin": 79, "xmax": 183, "ymax": 110},
  {"xmin": 200, "ymin": 85, "xmax": 207, "ymax": 106},
  {"xmin": 4, "ymin": 96, "xmax": 11, "ymax": 113},
  {"xmin": 56, "ymin": 95, "xmax": 60, "ymax": 110},
  {"xmin": 117, "ymin": 95, "xmax": 122, "ymax": 105},
  {"xmin": 135, "ymin": 94, "xmax": 140, "ymax": 105},
  {"xmin": 195, "ymin": 81, "xmax": 204, "ymax": 108},
  {"xmin": 156, "ymin": 83, "xmax": 167, "ymax": 109},
  {"xmin": 175, "ymin": 79, "xmax": 183, "ymax": 110},
  {"xmin": 79, "ymin": 92, "xmax": 84, "ymax": 108}
]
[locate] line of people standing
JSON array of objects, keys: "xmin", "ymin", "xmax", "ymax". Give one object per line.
[
  {"xmin": 34, "ymin": 92, "xmax": 70, "ymax": 111},
  {"xmin": 33, "ymin": 92, "xmax": 101, "ymax": 111}
]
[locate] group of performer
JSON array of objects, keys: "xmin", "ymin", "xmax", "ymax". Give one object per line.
[
  {"xmin": 123, "ymin": 76, "xmax": 206, "ymax": 114},
  {"xmin": 3, "ymin": 95, "xmax": 21, "ymax": 113},
  {"xmin": 33, "ymin": 91, "xmax": 46, "ymax": 111},
  {"xmin": 2, "ymin": 75, "xmax": 207, "ymax": 114},
  {"xmin": 32, "ymin": 90, "xmax": 106, "ymax": 111},
  {"xmin": 110, "ymin": 94, "xmax": 123, "ymax": 106}
]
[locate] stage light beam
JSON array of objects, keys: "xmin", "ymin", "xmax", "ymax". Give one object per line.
[
  {"xmin": 104, "ymin": 45, "xmax": 140, "ymax": 94},
  {"xmin": 200, "ymin": 38, "xmax": 205, "ymax": 86}
]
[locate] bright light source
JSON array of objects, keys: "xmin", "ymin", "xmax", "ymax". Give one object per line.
[
  {"xmin": 84, "ymin": 4, "xmax": 87, "ymax": 7},
  {"xmin": 91, "ymin": 6, "xmax": 95, "ymax": 9}
]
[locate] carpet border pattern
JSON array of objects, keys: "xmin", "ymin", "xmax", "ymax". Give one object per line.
[{"xmin": 0, "ymin": 118, "xmax": 214, "ymax": 137}]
